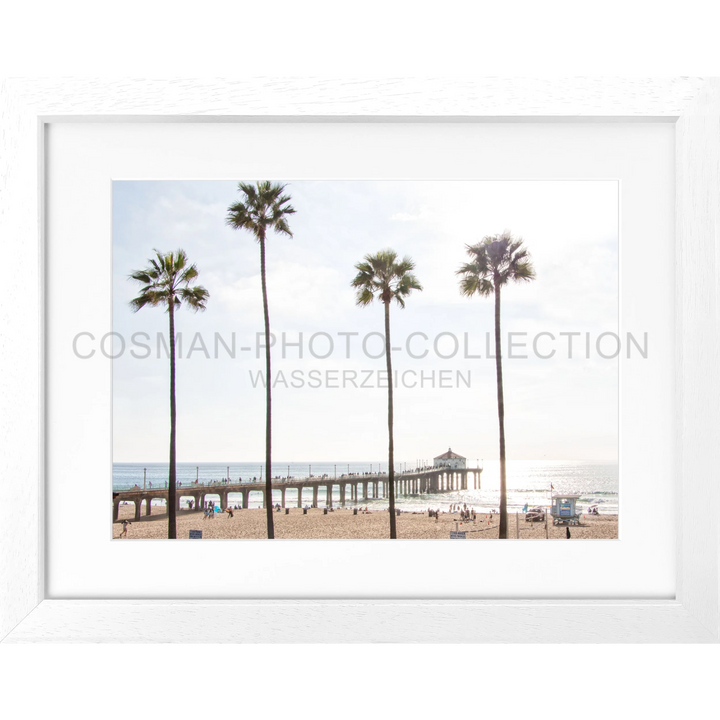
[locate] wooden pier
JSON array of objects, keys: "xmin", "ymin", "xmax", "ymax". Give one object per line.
[{"xmin": 113, "ymin": 467, "xmax": 482, "ymax": 521}]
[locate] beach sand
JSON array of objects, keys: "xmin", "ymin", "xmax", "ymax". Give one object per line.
[{"xmin": 114, "ymin": 505, "xmax": 618, "ymax": 540}]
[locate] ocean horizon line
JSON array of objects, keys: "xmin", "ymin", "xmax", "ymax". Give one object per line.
[{"xmin": 114, "ymin": 458, "xmax": 619, "ymax": 465}]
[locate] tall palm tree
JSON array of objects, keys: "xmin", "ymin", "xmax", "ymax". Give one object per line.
[
  {"xmin": 457, "ymin": 231, "xmax": 535, "ymax": 539},
  {"xmin": 129, "ymin": 249, "xmax": 209, "ymax": 539},
  {"xmin": 226, "ymin": 182, "xmax": 295, "ymax": 539},
  {"xmin": 351, "ymin": 250, "xmax": 422, "ymax": 539}
]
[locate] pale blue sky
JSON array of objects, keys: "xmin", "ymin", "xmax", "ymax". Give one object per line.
[{"xmin": 112, "ymin": 180, "xmax": 618, "ymax": 463}]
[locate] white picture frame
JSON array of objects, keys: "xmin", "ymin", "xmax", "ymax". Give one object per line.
[{"xmin": 1, "ymin": 78, "xmax": 717, "ymax": 643}]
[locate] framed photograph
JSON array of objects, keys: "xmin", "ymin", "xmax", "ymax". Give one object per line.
[
  {"xmin": 110, "ymin": 177, "xmax": 619, "ymax": 542},
  {"xmin": 1, "ymin": 78, "xmax": 718, "ymax": 642}
]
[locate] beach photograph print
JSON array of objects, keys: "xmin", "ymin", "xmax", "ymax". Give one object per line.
[{"xmin": 110, "ymin": 180, "xmax": 625, "ymax": 540}]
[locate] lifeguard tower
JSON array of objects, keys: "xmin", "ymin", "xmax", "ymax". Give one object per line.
[{"xmin": 551, "ymin": 494, "xmax": 581, "ymax": 526}]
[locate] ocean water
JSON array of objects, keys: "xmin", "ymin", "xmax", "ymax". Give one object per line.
[{"xmin": 113, "ymin": 459, "xmax": 618, "ymax": 515}]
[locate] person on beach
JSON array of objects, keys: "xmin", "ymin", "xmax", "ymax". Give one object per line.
[
  {"xmin": 225, "ymin": 508, "xmax": 234, "ymax": 519},
  {"xmin": 566, "ymin": 527, "xmax": 571, "ymax": 539},
  {"xmin": 120, "ymin": 519, "xmax": 131, "ymax": 538}
]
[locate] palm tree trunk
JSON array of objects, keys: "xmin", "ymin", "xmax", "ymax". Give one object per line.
[
  {"xmin": 168, "ymin": 299, "xmax": 177, "ymax": 539},
  {"xmin": 384, "ymin": 301, "xmax": 397, "ymax": 539},
  {"xmin": 259, "ymin": 234, "xmax": 275, "ymax": 539},
  {"xmin": 493, "ymin": 280, "xmax": 507, "ymax": 539}
]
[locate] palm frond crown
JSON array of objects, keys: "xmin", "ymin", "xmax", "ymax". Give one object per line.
[
  {"xmin": 226, "ymin": 181, "xmax": 296, "ymax": 241},
  {"xmin": 351, "ymin": 249, "xmax": 423, "ymax": 307},
  {"xmin": 129, "ymin": 249, "xmax": 209, "ymax": 313},
  {"xmin": 456, "ymin": 230, "xmax": 535, "ymax": 297}
]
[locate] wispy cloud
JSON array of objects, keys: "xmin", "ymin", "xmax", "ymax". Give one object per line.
[{"xmin": 391, "ymin": 207, "xmax": 432, "ymax": 222}]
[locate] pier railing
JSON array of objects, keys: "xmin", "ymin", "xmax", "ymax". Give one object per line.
[{"xmin": 113, "ymin": 467, "xmax": 483, "ymax": 521}]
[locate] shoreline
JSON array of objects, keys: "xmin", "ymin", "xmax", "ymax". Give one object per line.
[{"xmin": 114, "ymin": 505, "xmax": 618, "ymax": 540}]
